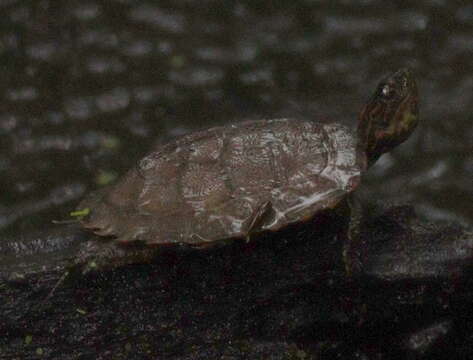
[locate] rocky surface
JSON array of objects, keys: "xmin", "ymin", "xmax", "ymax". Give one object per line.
[{"xmin": 1, "ymin": 206, "xmax": 473, "ymax": 359}]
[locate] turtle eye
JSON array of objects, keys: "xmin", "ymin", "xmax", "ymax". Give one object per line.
[{"xmin": 381, "ymin": 84, "xmax": 392, "ymax": 98}]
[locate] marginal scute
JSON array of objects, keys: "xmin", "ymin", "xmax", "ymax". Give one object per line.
[{"xmin": 79, "ymin": 118, "xmax": 365, "ymax": 245}]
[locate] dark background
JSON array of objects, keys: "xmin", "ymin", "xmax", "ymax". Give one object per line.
[{"xmin": 1, "ymin": 0, "xmax": 472, "ymax": 236}]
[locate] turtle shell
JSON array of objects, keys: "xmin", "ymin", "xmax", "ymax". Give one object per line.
[{"xmin": 79, "ymin": 118, "xmax": 366, "ymax": 246}]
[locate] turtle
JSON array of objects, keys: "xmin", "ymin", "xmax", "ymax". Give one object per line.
[{"xmin": 73, "ymin": 68, "xmax": 419, "ymax": 275}]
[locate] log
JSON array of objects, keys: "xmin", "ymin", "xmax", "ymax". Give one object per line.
[{"xmin": 1, "ymin": 206, "xmax": 472, "ymax": 359}]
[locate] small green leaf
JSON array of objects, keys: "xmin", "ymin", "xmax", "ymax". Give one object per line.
[
  {"xmin": 70, "ymin": 208, "xmax": 90, "ymax": 218},
  {"xmin": 25, "ymin": 335, "xmax": 33, "ymax": 345}
]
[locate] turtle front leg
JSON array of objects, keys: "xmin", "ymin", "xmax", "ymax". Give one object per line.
[{"xmin": 342, "ymin": 195, "xmax": 365, "ymax": 275}]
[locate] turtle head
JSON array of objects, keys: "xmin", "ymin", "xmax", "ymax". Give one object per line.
[{"xmin": 358, "ymin": 68, "xmax": 419, "ymax": 167}]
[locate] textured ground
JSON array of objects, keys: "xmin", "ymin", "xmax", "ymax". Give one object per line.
[{"xmin": 1, "ymin": 206, "xmax": 473, "ymax": 359}]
